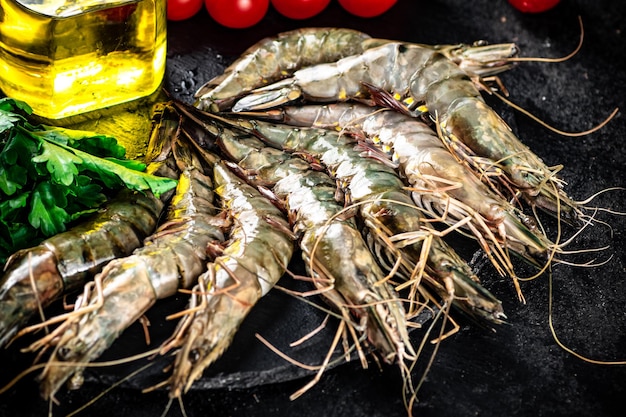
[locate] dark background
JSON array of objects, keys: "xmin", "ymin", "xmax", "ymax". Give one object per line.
[{"xmin": 2, "ymin": 0, "xmax": 626, "ymax": 416}]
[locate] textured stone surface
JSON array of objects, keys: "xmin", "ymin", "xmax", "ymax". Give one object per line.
[{"xmin": 2, "ymin": 1, "xmax": 625, "ymax": 416}]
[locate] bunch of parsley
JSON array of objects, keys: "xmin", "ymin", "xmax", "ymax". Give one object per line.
[{"xmin": 0, "ymin": 97, "xmax": 177, "ymax": 263}]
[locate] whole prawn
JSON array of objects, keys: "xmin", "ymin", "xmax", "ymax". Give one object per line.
[
  {"xmin": 0, "ymin": 105, "xmax": 179, "ymax": 349},
  {"xmin": 194, "ymin": 27, "xmax": 372, "ymax": 112},
  {"xmin": 252, "ymin": 103, "xmax": 557, "ymax": 297},
  {"xmin": 160, "ymin": 152, "xmax": 295, "ymax": 398},
  {"xmin": 195, "ymin": 27, "xmax": 518, "ymax": 113},
  {"xmin": 184, "ymin": 111, "xmax": 415, "ymax": 377},
  {"xmin": 231, "ymin": 41, "xmax": 582, "ymax": 222},
  {"xmin": 181, "ymin": 105, "xmax": 506, "ymax": 327},
  {"xmin": 25, "ymin": 107, "xmax": 228, "ymax": 400}
]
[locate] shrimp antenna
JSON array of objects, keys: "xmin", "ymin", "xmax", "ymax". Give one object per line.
[
  {"xmin": 507, "ymin": 16, "xmax": 585, "ymax": 64},
  {"xmin": 255, "ymin": 327, "xmax": 356, "ymax": 374},
  {"xmin": 403, "ymin": 301, "xmax": 454, "ymax": 416},
  {"xmin": 547, "ymin": 264, "xmax": 626, "ymax": 365},
  {"xmin": 577, "ymin": 186, "xmax": 626, "ymax": 208},
  {"xmin": 482, "ymin": 15, "xmax": 619, "ymax": 138},
  {"xmin": 491, "ymin": 90, "xmax": 619, "ymax": 137},
  {"xmin": 65, "ymin": 361, "xmax": 158, "ymax": 417},
  {"xmin": 0, "ymin": 347, "xmax": 159, "ymax": 396},
  {"xmin": 0, "ymin": 362, "xmax": 48, "ymax": 395},
  {"xmin": 256, "ymin": 319, "xmax": 368, "ymax": 401}
]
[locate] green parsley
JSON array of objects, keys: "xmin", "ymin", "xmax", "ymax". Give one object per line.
[{"xmin": 0, "ymin": 97, "xmax": 177, "ymax": 263}]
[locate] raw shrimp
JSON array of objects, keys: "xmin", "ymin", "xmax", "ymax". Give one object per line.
[
  {"xmin": 231, "ymin": 41, "xmax": 582, "ymax": 222},
  {"xmin": 0, "ymin": 106, "xmax": 179, "ymax": 349},
  {"xmin": 253, "ymin": 103, "xmax": 556, "ymax": 294},
  {"xmin": 161, "ymin": 159, "xmax": 295, "ymax": 397},
  {"xmin": 194, "ymin": 27, "xmax": 372, "ymax": 112},
  {"xmin": 186, "ymin": 112, "xmax": 414, "ymax": 372},
  {"xmin": 25, "ymin": 109, "xmax": 228, "ymax": 400},
  {"xmin": 195, "ymin": 28, "xmax": 517, "ymax": 113},
  {"xmin": 181, "ymin": 105, "xmax": 505, "ymax": 327}
]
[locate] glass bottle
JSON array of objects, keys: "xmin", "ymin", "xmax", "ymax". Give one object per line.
[{"xmin": 0, "ymin": 0, "xmax": 167, "ymax": 119}]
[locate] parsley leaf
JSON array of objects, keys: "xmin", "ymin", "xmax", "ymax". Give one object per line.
[
  {"xmin": 33, "ymin": 126, "xmax": 127, "ymax": 159},
  {"xmin": 0, "ymin": 163, "xmax": 28, "ymax": 195},
  {"xmin": 31, "ymin": 137, "xmax": 82, "ymax": 186},
  {"xmin": 28, "ymin": 182, "xmax": 70, "ymax": 236}
]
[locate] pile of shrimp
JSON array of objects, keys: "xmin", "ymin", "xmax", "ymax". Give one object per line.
[{"xmin": 0, "ymin": 27, "xmax": 613, "ymax": 416}]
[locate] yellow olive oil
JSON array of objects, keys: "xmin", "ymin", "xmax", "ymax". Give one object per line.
[{"xmin": 0, "ymin": 0, "xmax": 166, "ymax": 119}]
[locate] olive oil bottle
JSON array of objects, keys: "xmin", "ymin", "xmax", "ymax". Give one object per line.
[{"xmin": 0, "ymin": 0, "xmax": 166, "ymax": 119}]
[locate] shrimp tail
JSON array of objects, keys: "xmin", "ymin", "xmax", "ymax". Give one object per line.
[
  {"xmin": 194, "ymin": 28, "xmax": 372, "ymax": 112},
  {"xmin": 0, "ymin": 248, "xmax": 62, "ymax": 347},
  {"xmin": 233, "ymin": 82, "xmax": 303, "ymax": 112}
]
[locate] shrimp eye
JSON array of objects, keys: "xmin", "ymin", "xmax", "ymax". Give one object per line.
[
  {"xmin": 437, "ymin": 260, "xmax": 453, "ymax": 274},
  {"xmin": 57, "ymin": 346, "xmax": 72, "ymax": 360},
  {"xmin": 189, "ymin": 349, "xmax": 201, "ymax": 364}
]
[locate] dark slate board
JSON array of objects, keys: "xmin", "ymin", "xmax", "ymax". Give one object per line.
[{"xmin": 1, "ymin": 1, "xmax": 626, "ymax": 416}]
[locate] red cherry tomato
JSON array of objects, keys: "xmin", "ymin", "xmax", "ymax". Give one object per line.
[
  {"xmin": 337, "ymin": 0, "xmax": 397, "ymax": 18},
  {"xmin": 508, "ymin": 0, "xmax": 560, "ymax": 13},
  {"xmin": 270, "ymin": 0, "xmax": 330, "ymax": 20},
  {"xmin": 204, "ymin": 0, "xmax": 269, "ymax": 28},
  {"xmin": 167, "ymin": 0, "xmax": 203, "ymax": 21}
]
